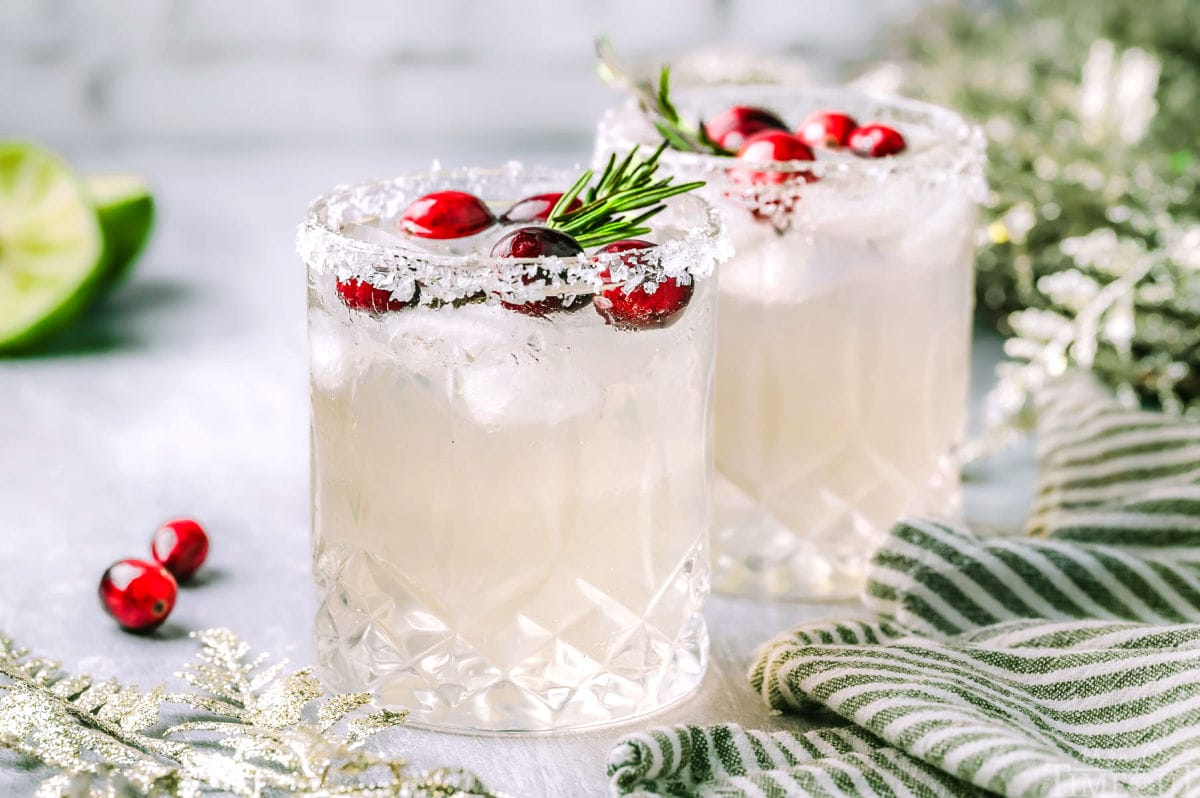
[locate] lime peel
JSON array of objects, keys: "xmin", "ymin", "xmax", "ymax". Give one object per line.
[{"xmin": 87, "ymin": 173, "xmax": 155, "ymax": 291}]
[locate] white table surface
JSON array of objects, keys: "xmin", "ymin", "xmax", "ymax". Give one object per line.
[{"xmin": 0, "ymin": 145, "xmax": 1036, "ymax": 797}]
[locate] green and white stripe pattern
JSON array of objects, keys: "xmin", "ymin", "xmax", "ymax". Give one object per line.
[{"xmin": 610, "ymin": 374, "xmax": 1200, "ymax": 797}]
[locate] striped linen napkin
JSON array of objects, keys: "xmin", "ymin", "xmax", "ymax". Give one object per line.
[{"xmin": 609, "ymin": 374, "xmax": 1200, "ymax": 797}]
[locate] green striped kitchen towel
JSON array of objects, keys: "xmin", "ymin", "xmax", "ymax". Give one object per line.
[{"xmin": 610, "ymin": 374, "xmax": 1200, "ymax": 797}]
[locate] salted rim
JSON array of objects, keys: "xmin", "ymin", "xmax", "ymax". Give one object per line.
[
  {"xmin": 296, "ymin": 163, "xmax": 729, "ymax": 306},
  {"xmin": 596, "ymin": 84, "xmax": 987, "ymax": 191}
]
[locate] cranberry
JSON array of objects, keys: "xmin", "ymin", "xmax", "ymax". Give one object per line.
[
  {"xmin": 491, "ymin": 226, "xmax": 587, "ymax": 317},
  {"xmin": 848, "ymin": 123, "xmax": 906, "ymax": 157},
  {"xmin": 593, "ymin": 240, "xmax": 693, "ymax": 331},
  {"xmin": 797, "ymin": 110, "xmax": 858, "ymax": 149},
  {"xmin": 729, "ymin": 130, "xmax": 815, "ymax": 185},
  {"xmin": 151, "ymin": 518, "xmax": 209, "ymax": 583},
  {"xmin": 490, "ymin": 226, "xmax": 582, "ymax": 259},
  {"xmin": 399, "ymin": 190, "xmax": 496, "ymax": 239},
  {"xmin": 499, "ymin": 193, "xmax": 584, "ymax": 224},
  {"xmin": 99, "ymin": 559, "xmax": 177, "ymax": 632},
  {"xmin": 704, "ymin": 106, "xmax": 789, "ymax": 151},
  {"xmin": 336, "ymin": 279, "xmax": 414, "ymax": 313}
]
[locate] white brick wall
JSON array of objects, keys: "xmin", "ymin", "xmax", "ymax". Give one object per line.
[{"xmin": 0, "ymin": 0, "xmax": 928, "ymax": 148}]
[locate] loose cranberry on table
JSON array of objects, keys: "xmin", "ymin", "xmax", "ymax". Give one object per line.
[
  {"xmin": 99, "ymin": 559, "xmax": 178, "ymax": 632},
  {"xmin": 797, "ymin": 110, "xmax": 858, "ymax": 149},
  {"xmin": 336, "ymin": 278, "xmax": 413, "ymax": 314},
  {"xmin": 729, "ymin": 130, "xmax": 816, "ymax": 185},
  {"xmin": 704, "ymin": 105, "xmax": 789, "ymax": 151},
  {"xmin": 848, "ymin": 123, "xmax": 906, "ymax": 157},
  {"xmin": 399, "ymin": 190, "xmax": 496, "ymax": 239},
  {"xmin": 151, "ymin": 518, "xmax": 210, "ymax": 583},
  {"xmin": 499, "ymin": 193, "xmax": 584, "ymax": 224},
  {"xmin": 593, "ymin": 240, "xmax": 693, "ymax": 331},
  {"xmin": 491, "ymin": 226, "xmax": 587, "ymax": 317}
]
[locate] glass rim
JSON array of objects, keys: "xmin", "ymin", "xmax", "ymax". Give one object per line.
[
  {"xmin": 597, "ymin": 83, "xmax": 987, "ymax": 187},
  {"xmin": 297, "ymin": 163, "xmax": 728, "ymax": 306}
]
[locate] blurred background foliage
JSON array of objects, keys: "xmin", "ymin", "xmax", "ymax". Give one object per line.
[{"xmin": 881, "ymin": 0, "xmax": 1200, "ymax": 427}]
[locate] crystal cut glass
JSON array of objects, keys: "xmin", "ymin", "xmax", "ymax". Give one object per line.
[
  {"xmin": 598, "ymin": 87, "xmax": 986, "ymax": 600},
  {"xmin": 297, "ymin": 165, "xmax": 725, "ymax": 731}
]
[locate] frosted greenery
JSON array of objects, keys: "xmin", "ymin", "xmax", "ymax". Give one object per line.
[
  {"xmin": 881, "ymin": 0, "xmax": 1200, "ymax": 441},
  {"xmin": 0, "ymin": 628, "xmax": 495, "ymax": 797}
]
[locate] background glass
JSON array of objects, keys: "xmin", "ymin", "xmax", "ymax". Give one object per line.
[{"xmin": 598, "ymin": 86, "xmax": 986, "ymax": 599}]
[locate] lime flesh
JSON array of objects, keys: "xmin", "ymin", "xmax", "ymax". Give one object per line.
[{"xmin": 0, "ymin": 141, "xmax": 107, "ymax": 352}]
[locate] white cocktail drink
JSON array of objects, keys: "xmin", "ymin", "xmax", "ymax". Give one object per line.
[
  {"xmin": 298, "ymin": 165, "xmax": 723, "ymax": 731},
  {"xmin": 599, "ymin": 86, "xmax": 986, "ymax": 599}
]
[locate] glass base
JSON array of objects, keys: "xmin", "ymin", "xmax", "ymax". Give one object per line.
[
  {"xmin": 711, "ymin": 471, "xmax": 960, "ymax": 601},
  {"xmin": 313, "ymin": 545, "xmax": 709, "ymax": 733}
]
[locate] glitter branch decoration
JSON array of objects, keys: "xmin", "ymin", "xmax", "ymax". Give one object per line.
[
  {"xmin": 0, "ymin": 629, "xmax": 495, "ymax": 797},
  {"xmin": 867, "ymin": 0, "xmax": 1200, "ymax": 442}
]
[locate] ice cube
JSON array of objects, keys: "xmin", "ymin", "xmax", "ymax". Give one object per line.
[
  {"xmin": 722, "ymin": 213, "xmax": 905, "ymax": 305},
  {"xmin": 341, "ymin": 219, "xmax": 403, "ymax": 246},
  {"xmin": 457, "ymin": 358, "xmax": 603, "ymax": 428},
  {"xmin": 342, "ymin": 218, "xmax": 497, "ymax": 257},
  {"xmin": 308, "ymin": 310, "xmax": 355, "ymax": 392},
  {"xmin": 382, "ymin": 304, "xmax": 534, "ymax": 364},
  {"xmin": 378, "ymin": 304, "xmax": 603, "ymax": 427},
  {"xmin": 413, "ymin": 227, "xmax": 501, "ymax": 257}
]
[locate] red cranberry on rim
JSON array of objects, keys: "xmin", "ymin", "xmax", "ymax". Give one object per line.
[
  {"xmin": 99, "ymin": 559, "xmax": 177, "ymax": 632},
  {"xmin": 593, "ymin": 240, "xmax": 693, "ymax": 331},
  {"xmin": 336, "ymin": 279, "xmax": 414, "ymax": 313},
  {"xmin": 499, "ymin": 193, "xmax": 584, "ymax": 224},
  {"xmin": 151, "ymin": 518, "xmax": 209, "ymax": 583},
  {"xmin": 399, "ymin": 190, "xmax": 496, "ymax": 239},
  {"xmin": 491, "ymin": 226, "xmax": 588, "ymax": 317},
  {"xmin": 729, "ymin": 130, "xmax": 815, "ymax": 185},
  {"xmin": 797, "ymin": 110, "xmax": 858, "ymax": 149},
  {"xmin": 704, "ymin": 106, "xmax": 789, "ymax": 151},
  {"xmin": 848, "ymin": 123, "xmax": 906, "ymax": 157}
]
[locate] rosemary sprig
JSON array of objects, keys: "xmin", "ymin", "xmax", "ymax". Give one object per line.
[
  {"xmin": 596, "ymin": 37, "xmax": 730, "ymax": 156},
  {"xmin": 546, "ymin": 142, "xmax": 705, "ymax": 249}
]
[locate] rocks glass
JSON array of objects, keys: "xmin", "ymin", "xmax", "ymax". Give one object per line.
[
  {"xmin": 297, "ymin": 164, "xmax": 724, "ymax": 731},
  {"xmin": 598, "ymin": 86, "xmax": 986, "ymax": 599}
]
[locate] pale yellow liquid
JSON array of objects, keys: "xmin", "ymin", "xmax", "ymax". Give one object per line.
[
  {"xmin": 713, "ymin": 188, "xmax": 976, "ymax": 599},
  {"xmin": 309, "ymin": 278, "xmax": 716, "ymax": 730}
]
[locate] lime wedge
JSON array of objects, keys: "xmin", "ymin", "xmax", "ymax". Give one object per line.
[
  {"xmin": 87, "ymin": 173, "xmax": 155, "ymax": 289},
  {"xmin": 0, "ymin": 141, "xmax": 108, "ymax": 353}
]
